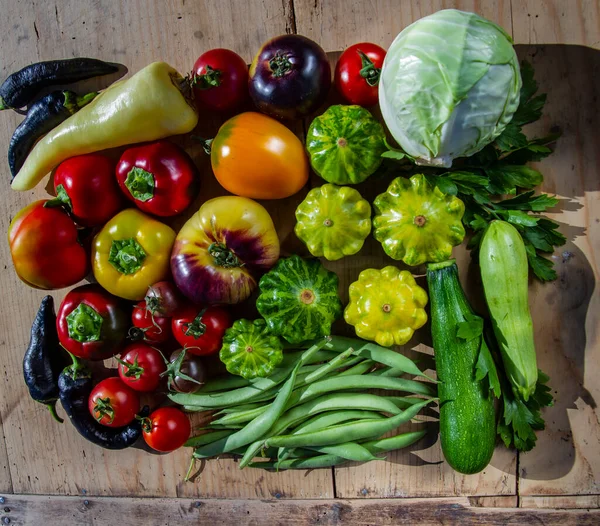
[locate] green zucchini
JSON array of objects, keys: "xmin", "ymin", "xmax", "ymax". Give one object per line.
[
  {"xmin": 427, "ymin": 259, "xmax": 496, "ymax": 475},
  {"xmin": 479, "ymin": 220, "xmax": 537, "ymax": 401}
]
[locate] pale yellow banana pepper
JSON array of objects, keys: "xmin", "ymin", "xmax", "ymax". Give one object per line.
[{"xmin": 11, "ymin": 62, "xmax": 198, "ymax": 191}]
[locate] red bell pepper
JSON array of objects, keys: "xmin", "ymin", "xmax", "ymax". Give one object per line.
[
  {"xmin": 116, "ymin": 141, "xmax": 200, "ymax": 217},
  {"xmin": 56, "ymin": 284, "xmax": 130, "ymax": 360},
  {"xmin": 47, "ymin": 153, "xmax": 125, "ymax": 227},
  {"xmin": 8, "ymin": 200, "xmax": 88, "ymax": 289}
]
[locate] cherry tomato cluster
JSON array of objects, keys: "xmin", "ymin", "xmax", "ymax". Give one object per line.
[{"xmin": 55, "ymin": 278, "xmax": 232, "ymax": 452}]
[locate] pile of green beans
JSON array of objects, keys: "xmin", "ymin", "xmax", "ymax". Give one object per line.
[{"xmin": 171, "ymin": 336, "xmax": 436, "ymax": 477}]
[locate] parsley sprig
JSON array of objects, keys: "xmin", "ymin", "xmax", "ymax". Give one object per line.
[{"xmin": 385, "ymin": 61, "xmax": 566, "ymax": 281}]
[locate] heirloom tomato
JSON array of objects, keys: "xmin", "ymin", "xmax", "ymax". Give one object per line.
[{"xmin": 334, "ymin": 43, "xmax": 386, "ymax": 106}]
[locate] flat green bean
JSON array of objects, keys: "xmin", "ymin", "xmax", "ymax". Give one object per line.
[
  {"xmin": 325, "ymin": 336, "xmax": 435, "ymax": 381},
  {"xmin": 249, "ymin": 454, "xmax": 345, "ymax": 470},
  {"xmin": 192, "ymin": 340, "xmax": 328, "ymax": 459},
  {"xmin": 185, "ymin": 430, "xmax": 234, "ymax": 448},
  {"xmin": 211, "ymin": 405, "xmax": 268, "ymax": 427},
  {"xmin": 303, "ymin": 347, "xmax": 359, "ymax": 383},
  {"xmin": 291, "ymin": 410, "xmax": 386, "ymax": 435},
  {"xmin": 361, "ymin": 429, "xmax": 427, "ymax": 454},
  {"xmin": 337, "ymin": 359, "xmax": 376, "ymax": 377},
  {"xmin": 265, "ymin": 398, "xmax": 433, "ymax": 448},
  {"xmin": 305, "ymin": 442, "xmax": 381, "ymax": 462},
  {"xmin": 238, "ymin": 394, "xmax": 401, "ymax": 468},
  {"xmin": 385, "ymin": 396, "xmax": 425, "ymax": 409}
]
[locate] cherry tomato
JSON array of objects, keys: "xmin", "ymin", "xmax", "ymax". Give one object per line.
[
  {"xmin": 117, "ymin": 343, "xmax": 167, "ymax": 392},
  {"xmin": 141, "ymin": 407, "xmax": 191, "ymax": 452},
  {"xmin": 51, "ymin": 154, "xmax": 125, "ymax": 227},
  {"xmin": 172, "ymin": 305, "xmax": 231, "ymax": 356},
  {"xmin": 334, "ymin": 43, "xmax": 386, "ymax": 107},
  {"xmin": 132, "ymin": 301, "xmax": 172, "ymax": 344},
  {"xmin": 192, "ymin": 49, "xmax": 249, "ymax": 112},
  {"xmin": 88, "ymin": 377, "xmax": 140, "ymax": 428},
  {"xmin": 145, "ymin": 281, "xmax": 183, "ymax": 317},
  {"xmin": 166, "ymin": 349, "xmax": 207, "ymax": 394}
]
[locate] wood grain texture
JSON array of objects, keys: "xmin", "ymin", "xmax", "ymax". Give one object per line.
[
  {"xmin": 0, "ymin": 494, "xmax": 598, "ymax": 526},
  {"xmin": 0, "ymin": 0, "xmax": 597, "ymax": 506},
  {"xmin": 521, "ymin": 495, "xmax": 600, "ymax": 509},
  {"xmin": 512, "ymin": 0, "xmax": 600, "ymax": 49},
  {"xmin": 294, "ymin": 0, "xmax": 512, "ymax": 52}
]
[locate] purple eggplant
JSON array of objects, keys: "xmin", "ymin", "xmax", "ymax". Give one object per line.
[{"xmin": 249, "ymin": 35, "xmax": 331, "ymax": 120}]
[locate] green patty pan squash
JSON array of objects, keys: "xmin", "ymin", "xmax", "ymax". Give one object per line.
[
  {"xmin": 256, "ymin": 255, "xmax": 343, "ymax": 344},
  {"xmin": 295, "ymin": 184, "xmax": 371, "ymax": 261},
  {"xmin": 344, "ymin": 266, "xmax": 428, "ymax": 347},
  {"xmin": 306, "ymin": 105, "xmax": 386, "ymax": 184},
  {"xmin": 219, "ymin": 319, "xmax": 283, "ymax": 379},
  {"xmin": 373, "ymin": 174, "xmax": 465, "ymax": 266}
]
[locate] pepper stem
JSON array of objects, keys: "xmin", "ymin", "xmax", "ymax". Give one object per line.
[
  {"xmin": 191, "ymin": 136, "xmax": 213, "ymax": 155},
  {"xmin": 64, "ymin": 352, "xmax": 91, "ymax": 379},
  {"xmin": 46, "ymin": 401, "xmax": 64, "ymax": 424},
  {"xmin": 269, "ymin": 52, "xmax": 292, "ymax": 77},
  {"xmin": 63, "ymin": 90, "xmax": 98, "ymax": 114},
  {"xmin": 125, "ymin": 167, "xmax": 155, "ymax": 202},
  {"xmin": 44, "ymin": 184, "xmax": 73, "ymax": 212},
  {"xmin": 108, "ymin": 238, "xmax": 147, "ymax": 275},
  {"xmin": 357, "ymin": 50, "xmax": 381, "ymax": 87},
  {"xmin": 66, "ymin": 303, "xmax": 103, "ymax": 343},
  {"xmin": 208, "ymin": 242, "xmax": 243, "ymax": 269}
]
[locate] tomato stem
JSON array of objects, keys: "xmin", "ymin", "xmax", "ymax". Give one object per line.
[
  {"xmin": 184, "ymin": 309, "xmax": 208, "ymax": 338},
  {"xmin": 190, "ymin": 65, "xmax": 223, "ymax": 89},
  {"xmin": 269, "ymin": 52, "xmax": 293, "ymax": 78},
  {"xmin": 116, "ymin": 355, "xmax": 145, "ymax": 380},
  {"xmin": 136, "ymin": 415, "xmax": 152, "ymax": 433},
  {"xmin": 357, "ymin": 50, "xmax": 381, "ymax": 87},
  {"xmin": 93, "ymin": 397, "xmax": 115, "ymax": 425},
  {"xmin": 208, "ymin": 242, "xmax": 243, "ymax": 268}
]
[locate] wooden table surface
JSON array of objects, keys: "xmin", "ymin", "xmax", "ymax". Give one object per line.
[{"xmin": 0, "ymin": 1, "xmax": 598, "ymax": 524}]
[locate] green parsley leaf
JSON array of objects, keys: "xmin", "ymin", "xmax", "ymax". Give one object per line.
[
  {"xmin": 512, "ymin": 94, "xmax": 547, "ymax": 126},
  {"xmin": 469, "ymin": 214, "xmax": 489, "ymax": 231},
  {"xmin": 523, "ymin": 241, "xmax": 558, "ymax": 281},
  {"xmin": 475, "ymin": 339, "xmax": 501, "ymax": 398},
  {"xmin": 485, "ymin": 165, "xmax": 543, "ymax": 194},
  {"xmin": 495, "ymin": 209, "xmax": 540, "ymax": 227},
  {"xmin": 381, "ymin": 150, "xmax": 410, "ymax": 161},
  {"xmin": 495, "ymin": 122, "xmax": 529, "ymax": 152},
  {"xmin": 456, "ymin": 314, "xmax": 484, "ymax": 342},
  {"xmin": 519, "ymin": 60, "xmax": 538, "ymax": 102},
  {"xmin": 494, "ymin": 191, "xmax": 559, "ymax": 212}
]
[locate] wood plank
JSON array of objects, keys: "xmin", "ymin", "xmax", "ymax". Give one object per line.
[
  {"xmin": 293, "ymin": 0, "xmax": 513, "ymax": 52},
  {"xmin": 512, "ymin": 0, "xmax": 600, "ymax": 50},
  {"xmin": 513, "ymin": 44, "xmax": 600, "ymax": 497},
  {"xmin": 1, "ymin": 494, "xmax": 599, "ymax": 526},
  {"xmin": 0, "ymin": 0, "xmax": 332, "ymax": 499},
  {"xmin": 521, "ymin": 495, "xmax": 600, "ymax": 509}
]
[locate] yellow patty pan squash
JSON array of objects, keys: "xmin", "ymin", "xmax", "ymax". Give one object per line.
[
  {"xmin": 373, "ymin": 174, "xmax": 465, "ymax": 266},
  {"xmin": 344, "ymin": 266, "xmax": 428, "ymax": 347},
  {"xmin": 295, "ymin": 184, "xmax": 371, "ymax": 261}
]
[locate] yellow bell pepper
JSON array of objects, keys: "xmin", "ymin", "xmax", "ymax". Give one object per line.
[
  {"xmin": 92, "ymin": 209, "xmax": 176, "ymax": 301},
  {"xmin": 344, "ymin": 266, "xmax": 428, "ymax": 347},
  {"xmin": 12, "ymin": 62, "xmax": 198, "ymax": 191}
]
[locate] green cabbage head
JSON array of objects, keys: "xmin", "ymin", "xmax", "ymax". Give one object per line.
[{"xmin": 379, "ymin": 10, "xmax": 521, "ymax": 167}]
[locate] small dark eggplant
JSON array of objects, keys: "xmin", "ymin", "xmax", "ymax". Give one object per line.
[
  {"xmin": 8, "ymin": 90, "xmax": 97, "ymax": 178},
  {"xmin": 249, "ymin": 35, "xmax": 331, "ymax": 120},
  {"xmin": 0, "ymin": 57, "xmax": 118, "ymax": 110},
  {"xmin": 23, "ymin": 296, "xmax": 70, "ymax": 423},
  {"xmin": 58, "ymin": 360, "xmax": 148, "ymax": 450}
]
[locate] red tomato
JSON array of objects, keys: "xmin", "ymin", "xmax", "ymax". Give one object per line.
[
  {"xmin": 51, "ymin": 154, "xmax": 125, "ymax": 227},
  {"xmin": 334, "ymin": 43, "xmax": 386, "ymax": 106},
  {"xmin": 192, "ymin": 49, "xmax": 249, "ymax": 112},
  {"xmin": 88, "ymin": 377, "xmax": 140, "ymax": 428},
  {"xmin": 117, "ymin": 343, "xmax": 167, "ymax": 392},
  {"xmin": 172, "ymin": 305, "xmax": 231, "ymax": 356},
  {"xmin": 132, "ymin": 301, "xmax": 172, "ymax": 344},
  {"xmin": 141, "ymin": 407, "xmax": 191, "ymax": 452},
  {"xmin": 117, "ymin": 141, "xmax": 199, "ymax": 217}
]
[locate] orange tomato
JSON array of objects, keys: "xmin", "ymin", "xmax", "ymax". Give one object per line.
[{"xmin": 210, "ymin": 112, "xmax": 309, "ymax": 199}]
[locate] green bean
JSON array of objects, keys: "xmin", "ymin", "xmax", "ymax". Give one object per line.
[
  {"xmin": 215, "ymin": 403, "xmax": 263, "ymax": 415},
  {"xmin": 185, "ymin": 430, "xmax": 234, "ymax": 448},
  {"xmin": 206, "ymin": 423, "xmax": 244, "ymax": 430},
  {"xmin": 325, "ymin": 336, "xmax": 434, "ymax": 381},
  {"xmin": 361, "ymin": 429, "xmax": 427, "ymax": 454},
  {"xmin": 249, "ymin": 454, "xmax": 345, "ymax": 470},
  {"xmin": 385, "ymin": 396, "xmax": 425, "ymax": 409},
  {"xmin": 371, "ymin": 366, "xmax": 406, "ymax": 377},
  {"xmin": 192, "ymin": 340, "xmax": 328, "ymax": 459},
  {"xmin": 265, "ymin": 398, "xmax": 433, "ymax": 448},
  {"xmin": 337, "ymin": 359, "xmax": 376, "ymax": 377},
  {"xmin": 304, "ymin": 347, "xmax": 359, "ymax": 383},
  {"xmin": 304, "ymin": 442, "xmax": 381, "ymax": 462},
  {"xmin": 238, "ymin": 393, "xmax": 402, "ymax": 468},
  {"xmin": 291, "ymin": 410, "xmax": 386, "ymax": 435},
  {"xmin": 211, "ymin": 405, "xmax": 268, "ymax": 427},
  {"xmin": 290, "ymin": 375, "xmax": 435, "ymax": 407}
]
